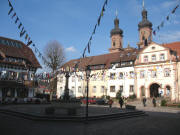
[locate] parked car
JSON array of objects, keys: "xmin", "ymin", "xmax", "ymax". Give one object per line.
[
  {"xmin": 96, "ymin": 98, "xmax": 108, "ymax": 105},
  {"xmin": 81, "ymin": 98, "xmax": 96, "ymax": 104}
]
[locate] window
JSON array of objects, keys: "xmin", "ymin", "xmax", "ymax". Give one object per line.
[
  {"xmin": 130, "ymin": 85, "xmax": 134, "ymax": 92},
  {"xmin": 144, "ymin": 56, "xmax": 148, "ymax": 63},
  {"xmin": 140, "ymin": 71, "xmax": 145, "ymax": 78},
  {"xmin": 166, "ymin": 86, "xmax": 171, "ymax": 96},
  {"xmin": 164, "ymin": 68, "xmax": 170, "ymax": 77},
  {"xmin": 72, "ymin": 76, "xmax": 75, "ymax": 82},
  {"xmin": 129, "ymin": 71, "xmax": 134, "ymax": 78},
  {"xmin": 151, "ymin": 55, "xmax": 156, "ymax": 62},
  {"xmin": 101, "ymin": 86, "xmax": 105, "ymax": 93},
  {"xmin": 160, "ymin": 54, "xmax": 165, "ymax": 61},
  {"xmin": 119, "ymin": 72, "xmax": 123, "ymax": 79},
  {"xmin": 110, "ymin": 86, "xmax": 115, "ymax": 92},
  {"xmin": 71, "ymin": 86, "xmax": 75, "ymax": 92},
  {"xmin": 120, "ymin": 85, "xmax": 123, "ymax": 92},
  {"xmin": 60, "ymin": 76, "xmax": 63, "ymax": 82},
  {"xmin": 113, "ymin": 42, "xmax": 115, "ymax": 47},
  {"xmin": 151, "ymin": 71, "xmax": 157, "ymax": 78},
  {"xmin": 110, "ymin": 73, "xmax": 116, "ymax": 80},
  {"xmin": 93, "ymin": 86, "xmax": 96, "ymax": 93},
  {"xmin": 78, "ymin": 86, "xmax": 81, "ymax": 93},
  {"xmin": 152, "ymin": 46, "xmax": 155, "ymax": 50}
]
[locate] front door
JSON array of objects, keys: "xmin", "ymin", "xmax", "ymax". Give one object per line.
[{"xmin": 150, "ymin": 83, "xmax": 160, "ymax": 97}]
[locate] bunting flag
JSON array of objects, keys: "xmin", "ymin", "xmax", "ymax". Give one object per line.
[
  {"xmin": 25, "ymin": 34, "xmax": 28, "ymax": 40},
  {"xmin": 11, "ymin": 12, "xmax": 16, "ymax": 19},
  {"xmin": 7, "ymin": 0, "xmax": 46, "ymax": 63},
  {"xmin": 15, "ymin": 16, "xmax": 19, "ymax": 24},
  {"xmin": 82, "ymin": 0, "xmax": 109, "ymax": 58},
  {"xmin": 88, "ymin": 41, "xmax": 91, "ymax": 53},
  {"xmin": 18, "ymin": 23, "xmax": 22, "ymax": 29},
  {"xmin": 166, "ymin": 15, "xmax": 169, "ymax": 20},
  {"xmin": 20, "ymin": 27, "xmax": 26, "ymax": 37},
  {"xmin": 153, "ymin": 2, "xmax": 180, "ymax": 36}
]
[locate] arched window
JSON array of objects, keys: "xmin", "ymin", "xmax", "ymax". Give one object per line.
[{"xmin": 166, "ymin": 85, "xmax": 171, "ymax": 96}]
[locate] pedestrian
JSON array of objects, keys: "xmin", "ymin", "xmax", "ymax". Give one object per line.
[
  {"xmin": 142, "ymin": 96, "xmax": 146, "ymax": 107},
  {"xmin": 108, "ymin": 98, "xmax": 113, "ymax": 108},
  {"xmin": 119, "ymin": 97, "xmax": 124, "ymax": 108},
  {"xmin": 152, "ymin": 97, "xmax": 156, "ymax": 107}
]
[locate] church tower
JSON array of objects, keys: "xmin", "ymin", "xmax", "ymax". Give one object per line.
[
  {"xmin": 137, "ymin": 0, "xmax": 152, "ymax": 49},
  {"xmin": 109, "ymin": 12, "xmax": 123, "ymax": 53}
]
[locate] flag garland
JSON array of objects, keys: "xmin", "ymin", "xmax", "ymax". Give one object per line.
[
  {"xmin": 7, "ymin": 0, "xmax": 44, "ymax": 61},
  {"xmin": 82, "ymin": 0, "xmax": 109, "ymax": 58},
  {"xmin": 153, "ymin": 2, "xmax": 180, "ymax": 36}
]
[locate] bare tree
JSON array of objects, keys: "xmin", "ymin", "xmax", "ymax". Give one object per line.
[
  {"xmin": 43, "ymin": 40, "xmax": 65, "ymax": 100},
  {"xmin": 43, "ymin": 40, "xmax": 65, "ymax": 73}
]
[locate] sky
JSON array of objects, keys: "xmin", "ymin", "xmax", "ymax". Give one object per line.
[{"xmin": 0, "ymin": 0, "xmax": 180, "ymax": 72}]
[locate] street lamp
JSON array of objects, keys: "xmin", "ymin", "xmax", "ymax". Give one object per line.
[{"xmin": 85, "ymin": 65, "xmax": 91, "ymax": 121}]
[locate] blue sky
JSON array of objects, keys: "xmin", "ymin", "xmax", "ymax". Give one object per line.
[{"xmin": 0, "ymin": 0, "xmax": 180, "ymax": 72}]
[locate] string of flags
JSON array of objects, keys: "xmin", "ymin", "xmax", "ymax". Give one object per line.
[
  {"xmin": 7, "ymin": 0, "xmax": 45, "ymax": 63},
  {"xmin": 82, "ymin": 0, "xmax": 109, "ymax": 58},
  {"xmin": 153, "ymin": 2, "xmax": 179, "ymax": 36}
]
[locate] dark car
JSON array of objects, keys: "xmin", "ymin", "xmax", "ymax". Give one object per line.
[{"xmin": 96, "ymin": 98, "xmax": 108, "ymax": 105}]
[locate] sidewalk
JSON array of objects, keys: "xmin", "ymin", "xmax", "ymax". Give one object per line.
[{"xmin": 112, "ymin": 101, "xmax": 180, "ymax": 113}]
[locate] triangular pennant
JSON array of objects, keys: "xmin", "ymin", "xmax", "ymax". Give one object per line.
[
  {"xmin": 8, "ymin": 0, "xmax": 12, "ymax": 7},
  {"xmin": 11, "ymin": 13, "xmax": 16, "ymax": 19},
  {"xmin": 101, "ymin": 6, "xmax": 105, "ymax": 17},
  {"xmin": 88, "ymin": 42, "xmax": 91, "ymax": 53},
  {"xmin": 15, "ymin": 16, "xmax": 19, "ymax": 24},
  {"xmin": 105, "ymin": 0, "xmax": 108, "ymax": 5},
  {"xmin": 93, "ymin": 24, "xmax": 97, "ymax": 34},
  {"xmin": 8, "ymin": 7, "xmax": 13, "ymax": 15},
  {"xmin": 20, "ymin": 27, "xmax": 26, "ymax": 37},
  {"xmin": 25, "ymin": 34, "xmax": 28, "ymax": 40},
  {"xmin": 157, "ymin": 26, "xmax": 160, "ymax": 30},
  {"xmin": 18, "ymin": 23, "xmax": 22, "ymax": 29},
  {"xmin": 172, "ymin": 5, "xmax": 179, "ymax": 14},
  {"xmin": 98, "ymin": 15, "xmax": 101, "ymax": 26},
  {"xmin": 160, "ymin": 21, "xmax": 164, "ymax": 27},
  {"xmin": 27, "ymin": 37, "xmax": 32, "ymax": 46}
]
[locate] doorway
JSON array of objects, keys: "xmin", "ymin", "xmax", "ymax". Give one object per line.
[{"xmin": 150, "ymin": 83, "xmax": 160, "ymax": 97}]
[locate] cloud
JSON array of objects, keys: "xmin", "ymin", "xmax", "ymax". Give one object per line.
[
  {"xmin": 155, "ymin": 31, "xmax": 180, "ymax": 43},
  {"xmin": 65, "ymin": 46, "xmax": 77, "ymax": 52},
  {"xmin": 161, "ymin": 1, "xmax": 177, "ymax": 9}
]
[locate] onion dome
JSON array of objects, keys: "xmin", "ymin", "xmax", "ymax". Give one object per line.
[
  {"xmin": 110, "ymin": 17, "xmax": 123, "ymax": 37},
  {"xmin": 138, "ymin": 8, "xmax": 152, "ymax": 30}
]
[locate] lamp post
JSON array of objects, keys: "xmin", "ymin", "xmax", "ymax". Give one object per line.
[{"xmin": 85, "ymin": 65, "xmax": 91, "ymax": 121}]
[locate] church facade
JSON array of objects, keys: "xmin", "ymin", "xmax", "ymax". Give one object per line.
[{"xmin": 57, "ymin": 5, "xmax": 180, "ymax": 102}]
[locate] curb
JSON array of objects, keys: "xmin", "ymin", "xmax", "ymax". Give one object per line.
[{"xmin": 0, "ymin": 109, "xmax": 148, "ymax": 122}]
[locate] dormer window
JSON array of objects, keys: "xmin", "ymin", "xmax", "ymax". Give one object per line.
[
  {"xmin": 144, "ymin": 56, "xmax": 148, "ymax": 63},
  {"xmin": 152, "ymin": 55, "xmax": 156, "ymax": 62},
  {"xmin": 160, "ymin": 54, "xmax": 165, "ymax": 61}
]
